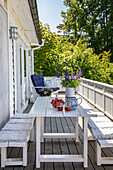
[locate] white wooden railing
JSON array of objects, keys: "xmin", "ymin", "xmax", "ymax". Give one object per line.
[
  {"xmin": 54, "ymin": 77, "xmax": 113, "ymax": 120},
  {"xmin": 78, "ymin": 78, "xmax": 113, "ymax": 120}
]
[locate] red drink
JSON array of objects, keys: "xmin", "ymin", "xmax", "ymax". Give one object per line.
[
  {"xmin": 65, "ymin": 106, "xmax": 71, "ymax": 112},
  {"xmin": 57, "ymin": 106, "xmax": 63, "ymax": 111}
]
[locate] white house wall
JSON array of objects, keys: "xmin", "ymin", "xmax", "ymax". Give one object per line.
[
  {"xmin": 0, "ymin": 0, "xmax": 39, "ymax": 127},
  {"xmin": 8, "ymin": 2, "xmax": 35, "ymax": 114},
  {"xmin": 0, "ymin": 4, "xmax": 9, "ymax": 129}
]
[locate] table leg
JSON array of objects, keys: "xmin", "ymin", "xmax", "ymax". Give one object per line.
[
  {"xmin": 75, "ymin": 117, "xmax": 79, "ymax": 142},
  {"xmin": 83, "ymin": 117, "xmax": 88, "ymax": 168},
  {"xmin": 36, "ymin": 117, "xmax": 41, "ymax": 168},
  {"xmin": 41, "ymin": 117, "xmax": 44, "ymax": 142}
]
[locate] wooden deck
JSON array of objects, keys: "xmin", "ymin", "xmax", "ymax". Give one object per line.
[
  {"xmin": 0, "ymin": 96, "xmax": 113, "ymax": 170},
  {"xmin": 0, "ymin": 116, "xmax": 113, "ymax": 170}
]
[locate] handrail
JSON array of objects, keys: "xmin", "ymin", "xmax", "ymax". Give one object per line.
[{"xmin": 78, "ymin": 78, "xmax": 113, "ymax": 120}]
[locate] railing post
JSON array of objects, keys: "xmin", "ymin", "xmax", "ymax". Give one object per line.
[
  {"xmin": 87, "ymin": 82, "xmax": 89, "ymax": 100},
  {"xmin": 103, "ymin": 86, "xmax": 105, "ymax": 112},
  {"xmin": 94, "ymin": 84, "xmax": 96, "ymax": 107}
]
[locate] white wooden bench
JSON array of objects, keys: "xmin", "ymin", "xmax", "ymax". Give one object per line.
[
  {"xmin": 0, "ymin": 114, "xmax": 34, "ymax": 167},
  {"xmin": 79, "ymin": 96, "xmax": 113, "ymax": 165},
  {"xmin": 88, "ymin": 115, "xmax": 113, "ymax": 166}
]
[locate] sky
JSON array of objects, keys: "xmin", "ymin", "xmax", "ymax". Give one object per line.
[{"xmin": 37, "ymin": 0, "xmax": 67, "ymax": 34}]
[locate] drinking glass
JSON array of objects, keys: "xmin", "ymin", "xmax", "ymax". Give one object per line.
[
  {"xmin": 56, "ymin": 103, "xmax": 63, "ymax": 111},
  {"xmin": 65, "ymin": 102, "xmax": 71, "ymax": 112}
]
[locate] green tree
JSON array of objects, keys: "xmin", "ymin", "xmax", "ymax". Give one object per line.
[
  {"xmin": 33, "ymin": 23, "xmax": 113, "ymax": 85},
  {"xmin": 59, "ymin": 0, "xmax": 113, "ymax": 62}
]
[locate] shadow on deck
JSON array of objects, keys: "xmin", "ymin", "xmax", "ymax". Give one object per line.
[{"xmin": 0, "ymin": 95, "xmax": 113, "ymax": 170}]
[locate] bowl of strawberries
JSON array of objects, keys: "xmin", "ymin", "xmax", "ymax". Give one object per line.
[{"xmin": 51, "ymin": 98, "xmax": 64, "ymax": 109}]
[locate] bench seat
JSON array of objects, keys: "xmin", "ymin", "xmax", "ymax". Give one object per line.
[
  {"xmin": 2, "ymin": 123, "xmax": 32, "ymax": 131},
  {"xmin": 88, "ymin": 114, "xmax": 113, "ymax": 166},
  {"xmin": 0, "ymin": 131, "xmax": 29, "ymax": 167},
  {"xmin": 0, "ymin": 114, "xmax": 34, "ymax": 167}
]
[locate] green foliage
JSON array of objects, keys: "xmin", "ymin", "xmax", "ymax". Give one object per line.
[
  {"xmin": 61, "ymin": 78, "xmax": 81, "ymax": 88},
  {"xmin": 59, "ymin": 0, "xmax": 113, "ymax": 62},
  {"xmin": 33, "ymin": 23, "xmax": 113, "ymax": 85}
]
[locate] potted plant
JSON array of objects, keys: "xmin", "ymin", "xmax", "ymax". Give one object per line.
[{"xmin": 56, "ymin": 68, "xmax": 82, "ymax": 97}]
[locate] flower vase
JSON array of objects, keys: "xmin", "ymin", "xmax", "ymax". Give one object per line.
[
  {"xmin": 65, "ymin": 87, "xmax": 75, "ymax": 104},
  {"xmin": 65, "ymin": 87, "xmax": 75, "ymax": 97}
]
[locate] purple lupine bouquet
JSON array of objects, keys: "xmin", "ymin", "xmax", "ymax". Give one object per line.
[{"xmin": 56, "ymin": 68, "xmax": 82, "ymax": 88}]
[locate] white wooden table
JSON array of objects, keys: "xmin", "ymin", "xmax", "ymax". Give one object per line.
[{"xmin": 29, "ymin": 97, "xmax": 97, "ymax": 168}]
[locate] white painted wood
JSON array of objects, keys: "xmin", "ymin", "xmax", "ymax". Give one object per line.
[
  {"xmin": 1, "ymin": 147, "xmax": 7, "ymax": 167},
  {"xmin": 83, "ymin": 117, "xmax": 88, "ymax": 168},
  {"xmin": 91, "ymin": 127, "xmax": 113, "ymax": 139},
  {"xmin": 95, "ymin": 139, "xmax": 113, "ymax": 165},
  {"xmin": 88, "ymin": 118, "xmax": 113, "ymax": 129},
  {"xmin": 36, "ymin": 117, "xmax": 41, "ymax": 168},
  {"xmin": 16, "ymin": 40, "xmax": 21, "ymax": 113},
  {"xmin": 26, "ymin": 50, "xmax": 29, "ymax": 102},
  {"xmin": 31, "ymin": 97, "xmax": 97, "ymax": 168},
  {"xmin": 96, "ymin": 141, "xmax": 101, "ymax": 166},
  {"xmin": 43, "ymin": 133, "xmax": 76, "ymax": 138},
  {"xmin": 8, "ymin": 118, "xmax": 33, "ymax": 125},
  {"xmin": 9, "ymin": 38, "xmax": 14, "ymax": 117},
  {"xmin": 101, "ymin": 157, "xmax": 113, "ymax": 164},
  {"xmin": 29, "ymin": 126, "xmax": 35, "ymax": 142},
  {"xmin": 75, "ymin": 117, "xmax": 79, "ymax": 142},
  {"xmin": 9, "ymin": 142, "xmax": 26, "ymax": 147},
  {"xmin": 0, "ymin": 142, "xmax": 8, "ymax": 147},
  {"xmin": 29, "ymin": 97, "xmax": 48, "ymax": 117},
  {"xmin": 14, "ymin": 39, "xmax": 18, "ymax": 114},
  {"xmin": 23, "ymin": 143, "xmax": 27, "ymax": 166},
  {"xmin": 21, "ymin": 45, "xmax": 25, "ymax": 106},
  {"xmin": 98, "ymin": 139, "xmax": 113, "ymax": 148},
  {"xmin": 78, "ymin": 78, "xmax": 113, "ymax": 120},
  {"xmin": 5, "ymin": 158, "xmax": 23, "ymax": 166},
  {"xmin": 0, "ymin": 131, "xmax": 29, "ymax": 142},
  {"xmin": 41, "ymin": 117, "xmax": 44, "ymax": 142},
  {"xmin": 40, "ymin": 155, "xmax": 84, "ymax": 162},
  {"xmin": 2, "ymin": 123, "xmax": 32, "ymax": 131},
  {"xmin": 11, "ymin": 113, "xmax": 34, "ymax": 119}
]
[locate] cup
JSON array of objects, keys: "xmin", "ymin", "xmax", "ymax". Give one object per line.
[
  {"xmin": 65, "ymin": 102, "xmax": 71, "ymax": 112},
  {"xmin": 56, "ymin": 103, "xmax": 63, "ymax": 111}
]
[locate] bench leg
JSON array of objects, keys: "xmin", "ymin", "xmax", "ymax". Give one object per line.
[
  {"xmin": 30, "ymin": 124, "xmax": 35, "ymax": 141},
  {"xmin": 1, "ymin": 147, "xmax": 7, "ymax": 167},
  {"xmin": 95, "ymin": 141, "xmax": 101, "ymax": 166},
  {"xmin": 23, "ymin": 143, "xmax": 27, "ymax": 166}
]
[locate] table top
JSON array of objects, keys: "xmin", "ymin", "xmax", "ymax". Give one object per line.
[{"xmin": 29, "ymin": 97, "xmax": 97, "ymax": 118}]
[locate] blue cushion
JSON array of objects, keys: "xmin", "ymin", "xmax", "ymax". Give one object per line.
[
  {"xmin": 31, "ymin": 74, "xmax": 44, "ymax": 93},
  {"xmin": 52, "ymin": 87, "xmax": 60, "ymax": 91}
]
